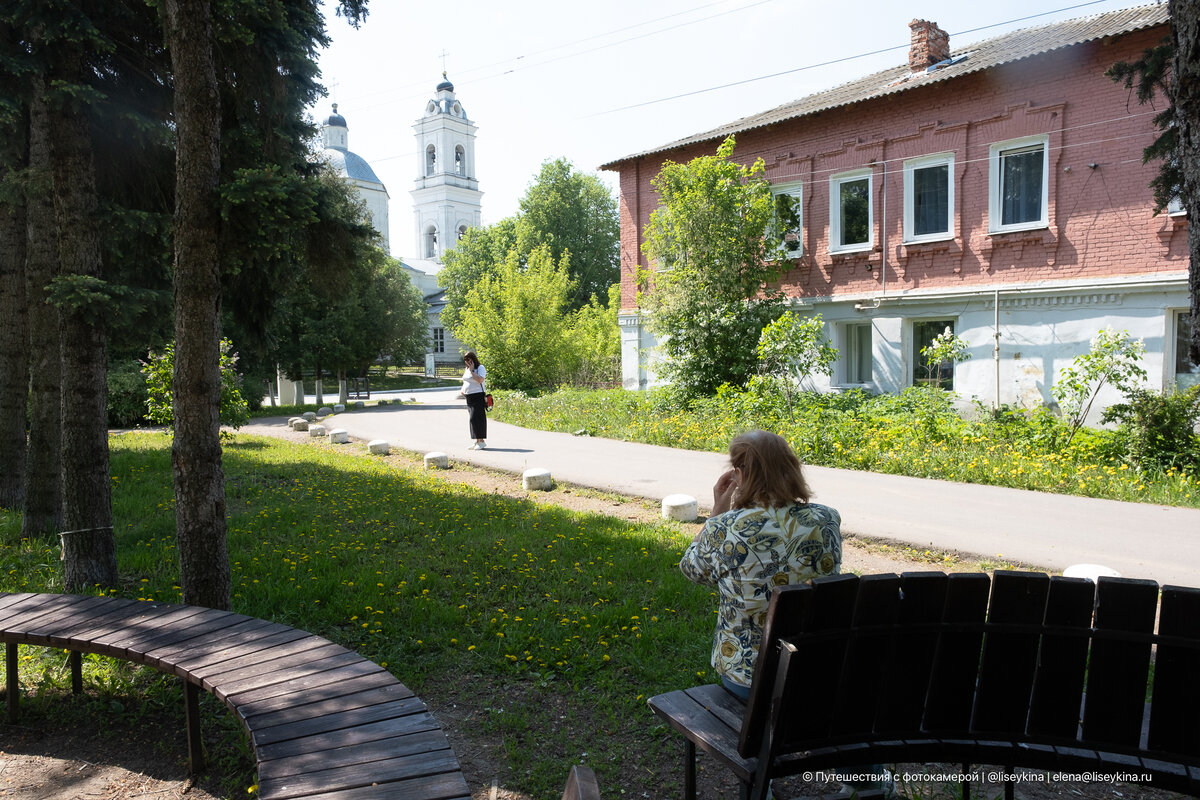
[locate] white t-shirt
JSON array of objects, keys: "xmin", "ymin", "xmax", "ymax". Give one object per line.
[{"xmin": 462, "ymin": 363, "xmax": 486, "ymax": 395}]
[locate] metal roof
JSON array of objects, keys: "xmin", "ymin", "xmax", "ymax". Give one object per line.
[
  {"xmin": 600, "ymin": 4, "xmax": 1169, "ymax": 169},
  {"xmin": 323, "ymin": 148, "xmax": 385, "ymax": 186}
]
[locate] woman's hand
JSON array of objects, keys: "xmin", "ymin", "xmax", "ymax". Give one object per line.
[{"xmin": 711, "ymin": 468, "xmax": 739, "ymax": 516}]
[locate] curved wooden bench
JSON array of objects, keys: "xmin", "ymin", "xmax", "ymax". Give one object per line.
[{"xmin": 0, "ymin": 592, "xmax": 470, "ymax": 800}]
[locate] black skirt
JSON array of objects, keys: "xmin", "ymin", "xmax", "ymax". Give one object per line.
[{"xmin": 466, "ymin": 392, "xmax": 488, "ymax": 439}]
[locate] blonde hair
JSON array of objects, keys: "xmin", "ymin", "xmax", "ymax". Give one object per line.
[{"xmin": 727, "ymin": 430, "xmax": 811, "ymax": 510}]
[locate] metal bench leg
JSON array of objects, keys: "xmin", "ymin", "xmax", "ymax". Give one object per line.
[
  {"xmin": 961, "ymin": 762, "xmax": 971, "ymax": 800},
  {"xmin": 69, "ymin": 651, "xmax": 82, "ymax": 694},
  {"xmin": 684, "ymin": 739, "xmax": 696, "ymax": 800},
  {"xmin": 6, "ymin": 642, "xmax": 17, "ymax": 723},
  {"xmin": 184, "ymin": 679, "xmax": 204, "ymax": 773}
]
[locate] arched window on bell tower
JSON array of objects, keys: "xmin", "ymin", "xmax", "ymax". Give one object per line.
[
  {"xmin": 425, "ymin": 225, "xmax": 439, "ymax": 258},
  {"xmin": 426, "ymin": 145, "xmax": 437, "ymax": 177},
  {"xmin": 457, "ymin": 224, "xmax": 467, "ymax": 241},
  {"xmin": 455, "ymin": 145, "xmax": 465, "ymax": 176}
]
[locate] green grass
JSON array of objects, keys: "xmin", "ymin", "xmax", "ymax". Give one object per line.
[
  {"xmin": 1, "ymin": 432, "xmax": 715, "ymax": 798},
  {"xmin": 489, "ymin": 387, "xmax": 1200, "ymax": 508}
]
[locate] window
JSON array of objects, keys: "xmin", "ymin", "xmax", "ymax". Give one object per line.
[
  {"xmin": 844, "ymin": 323, "xmax": 872, "ymax": 384},
  {"xmin": 457, "ymin": 224, "xmax": 468, "ymax": 241},
  {"xmin": 904, "ymin": 154, "xmax": 954, "ymax": 242},
  {"xmin": 454, "ymin": 145, "xmax": 465, "ymax": 176},
  {"xmin": 1168, "ymin": 196, "xmax": 1187, "ymax": 216},
  {"xmin": 989, "ymin": 136, "xmax": 1048, "ymax": 232},
  {"xmin": 426, "ymin": 144, "xmax": 437, "ymax": 176},
  {"xmin": 1175, "ymin": 311, "xmax": 1199, "ymax": 390},
  {"xmin": 432, "ymin": 327, "xmax": 445, "ymax": 354},
  {"xmin": 768, "ymin": 182, "xmax": 803, "ymax": 259},
  {"xmin": 424, "ymin": 226, "xmax": 438, "ymax": 259},
  {"xmin": 830, "ymin": 169, "xmax": 872, "ymax": 253},
  {"xmin": 913, "ymin": 319, "xmax": 957, "ymax": 389}
]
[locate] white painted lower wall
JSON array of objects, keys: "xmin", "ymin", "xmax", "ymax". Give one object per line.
[{"xmin": 621, "ymin": 273, "xmax": 1195, "ymax": 425}]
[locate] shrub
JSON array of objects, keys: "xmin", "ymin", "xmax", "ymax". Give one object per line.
[
  {"xmin": 142, "ymin": 338, "xmax": 250, "ymax": 430},
  {"xmin": 1101, "ymin": 385, "xmax": 1200, "ymax": 473},
  {"xmin": 107, "ymin": 359, "xmax": 149, "ymax": 427}
]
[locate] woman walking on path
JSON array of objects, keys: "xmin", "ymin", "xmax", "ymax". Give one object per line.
[
  {"xmin": 461, "ymin": 351, "xmax": 488, "ymax": 449},
  {"xmin": 679, "ymin": 430, "xmax": 842, "ymax": 700}
]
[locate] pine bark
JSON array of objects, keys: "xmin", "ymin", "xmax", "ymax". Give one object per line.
[
  {"xmin": 0, "ymin": 116, "xmax": 28, "ymax": 510},
  {"xmin": 49, "ymin": 40, "xmax": 116, "ymax": 588},
  {"xmin": 1174, "ymin": 0, "xmax": 1200, "ymax": 364},
  {"xmin": 163, "ymin": 0, "xmax": 231, "ymax": 610},
  {"xmin": 22, "ymin": 80, "xmax": 64, "ymax": 537}
]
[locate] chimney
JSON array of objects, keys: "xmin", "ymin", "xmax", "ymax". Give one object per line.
[{"xmin": 909, "ymin": 19, "xmax": 951, "ymax": 72}]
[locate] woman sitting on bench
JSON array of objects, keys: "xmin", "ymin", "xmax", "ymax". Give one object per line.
[{"xmin": 679, "ymin": 430, "xmax": 842, "ymax": 700}]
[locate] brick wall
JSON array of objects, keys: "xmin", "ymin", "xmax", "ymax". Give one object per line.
[{"xmin": 612, "ymin": 24, "xmax": 1189, "ymax": 312}]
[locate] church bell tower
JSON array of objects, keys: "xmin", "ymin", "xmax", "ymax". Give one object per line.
[{"xmin": 411, "ymin": 73, "xmax": 482, "ymax": 261}]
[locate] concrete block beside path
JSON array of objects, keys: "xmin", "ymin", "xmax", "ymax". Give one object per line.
[
  {"xmin": 333, "ymin": 404, "xmax": 346, "ymax": 413},
  {"xmin": 318, "ymin": 407, "xmax": 334, "ymax": 417},
  {"xmin": 302, "ymin": 411, "xmax": 317, "ymax": 421},
  {"xmin": 309, "ymin": 424, "xmax": 326, "ymax": 437},
  {"xmin": 662, "ymin": 494, "xmax": 699, "ymax": 522},
  {"xmin": 523, "ymin": 468, "xmax": 553, "ymax": 491},
  {"xmin": 291, "ymin": 419, "xmax": 309, "ymax": 431},
  {"xmin": 327, "ymin": 428, "xmax": 349, "ymax": 444},
  {"xmin": 1063, "ymin": 563, "xmax": 1121, "ymax": 582},
  {"xmin": 424, "ymin": 452, "xmax": 449, "ymax": 469},
  {"xmin": 367, "ymin": 439, "xmax": 390, "ymax": 455}
]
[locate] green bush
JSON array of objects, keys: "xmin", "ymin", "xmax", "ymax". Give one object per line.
[
  {"xmin": 1102, "ymin": 385, "xmax": 1200, "ymax": 473},
  {"xmin": 107, "ymin": 359, "xmax": 149, "ymax": 427}
]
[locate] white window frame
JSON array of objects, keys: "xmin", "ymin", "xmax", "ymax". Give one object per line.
[
  {"xmin": 842, "ymin": 322, "xmax": 873, "ymax": 385},
  {"xmin": 829, "ymin": 168, "xmax": 873, "ymax": 254},
  {"xmin": 903, "ymin": 153, "xmax": 955, "ymax": 243},
  {"xmin": 988, "ymin": 135, "xmax": 1049, "ymax": 233},
  {"xmin": 1168, "ymin": 196, "xmax": 1187, "ymax": 216},
  {"xmin": 769, "ymin": 181, "xmax": 804, "ymax": 260},
  {"xmin": 432, "ymin": 327, "xmax": 445, "ymax": 354},
  {"xmin": 1171, "ymin": 309, "xmax": 1198, "ymax": 390}
]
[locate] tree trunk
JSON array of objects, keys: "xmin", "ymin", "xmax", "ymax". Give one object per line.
[
  {"xmin": 22, "ymin": 80, "xmax": 64, "ymax": 538},
  {"xmin": 163, "ymin": 0, "xmax": 231, "ymax": 611},
  {"xmin": 1174, "ymin": 0, "xmax": 1200, "ymax": 364},
  {"xmin": 0, "ymin": 116, "xmax": 28, "ymax": 510},
  {"xmin": 49, "ymin": 42, "xmax": 115, "ymax": 588}
]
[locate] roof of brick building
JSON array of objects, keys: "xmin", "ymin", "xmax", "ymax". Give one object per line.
[{"xmin": 600, "ymin": 4, "xmax": 1169, "ymax": 169}]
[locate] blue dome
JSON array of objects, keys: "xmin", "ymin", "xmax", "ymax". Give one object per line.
[
  {"xmin": 325, "ymin": 103, "xmax": 347, "ymax": 127},
  {"xmin": 323, "ymin": 149, "xmax": 383, "ymax": 185},
  {"xmin": 436, "ymin": 73, "xmax": 454, "ymax": 93}
]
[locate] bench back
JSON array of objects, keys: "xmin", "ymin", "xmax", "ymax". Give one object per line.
[{"xmin": 737, "ymin": 570, "xmax": 1200, "ymax": 767}]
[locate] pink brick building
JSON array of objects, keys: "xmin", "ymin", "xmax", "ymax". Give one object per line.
[{"xmin": 602, "ymin": 5, "xmax": 1196, "ymax": 413}]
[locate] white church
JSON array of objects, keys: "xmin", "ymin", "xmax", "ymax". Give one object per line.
[{"xmin": 318, "ymin": 73, "xmax": 482, "ymax": 372}]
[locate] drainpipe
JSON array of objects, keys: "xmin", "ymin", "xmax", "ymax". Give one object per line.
[
  {"xmin": 880, "ymin": 160, "xmax": 887, "ymax": 298},
  {"xmin": 994, "ymin": 289, "xmax": 1001, "ymax": 411}
]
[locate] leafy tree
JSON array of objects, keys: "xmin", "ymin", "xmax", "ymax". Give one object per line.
[
  {"xmin": 565, "ymin": 284, "xmax": 622, "ymax": 387},
  {"xmin": 641, "ymin": 136, "xmax": 787, "ymax": 398},
  {"xmin": 455, "ymin": 245, "xmax": 574, "ymax": 392},
  {"xmin": 754, "ymin": 312, "xmax": 838, "ymax": 418},
  {"xmin": 434, "ymin": 217, "xmax": 517, "ymax": 332},
  {"xmin": 1052, "ymin": 328, "xmax": 1148, "ymax": 445},
  {"xmin": 1101, "ymin": 384, "xmax": 1200, "ymax": 473},
  {"xmin": 516, "ymin": 157, "xmax": 619, "ymax": 309},
  {"xmin": 1108, "ymin": 2, "xmax": 1200, "ymax": 367}
]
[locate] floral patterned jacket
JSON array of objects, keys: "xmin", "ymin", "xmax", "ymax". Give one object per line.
[{"xmin": 679, "ymin": 502, "xmax": 842, "ymax": 688}]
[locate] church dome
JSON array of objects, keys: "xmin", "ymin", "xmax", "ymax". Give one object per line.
[
  {"xmin": 436, "ymin": 73, "xmax": 454, "ymax": 93},
  {"xmin": 325, "ymin": 103, "xmax": 347, "ymax": 127},
  {"xmin": 323, "ymin": 148, "xmax": 383, "ymax": 185}
]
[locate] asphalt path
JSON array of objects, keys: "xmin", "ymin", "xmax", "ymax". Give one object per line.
[{"xmin": 280, "ymin": 387, "xmax": 1200, "ymax": 587}]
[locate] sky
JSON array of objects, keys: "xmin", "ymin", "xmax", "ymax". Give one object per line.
[{"xmin": 313, "ymin": 0, "xmax": 1158, "ymax": 259}]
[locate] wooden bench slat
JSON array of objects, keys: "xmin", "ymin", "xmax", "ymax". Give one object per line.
[
  {"xmin": 258, "ymin": 747, "xmax": 463, "ymax": 800},
  {"xmin": 1148, "ymin": 584, "xmax": 1200, "ymax": 756},
  {"xmin": 255, "ymin": 707, "xmax": 443, "ymax": 762},
  {"xmin": 132, "ymin": 609, "xmax": 259, "ymax": 663},
  {"xmin": 236, "ymin": 669, "xmax": 400, "ymax": 722},
  {"xmin": 273, "ymin": 770, "xmax": 471, "ymax": 800},
  {"xmin": 876, "ymin": 571, "xmax": 947, "ymax": 733},
  {"xmin": 209, "ymin": 648, "xmax": 363, "ymax": 699},
  {"xmin": 648, "ymin": 687, "xmax": 753, "ymax": 780},
  {"xmin": 0, "ymin": 594, "xmax": 99, "ymax": 638},
  {"xmin": 246, "ymin": 682, "xmax": 416, "ymax": 730},
  {"xmin": 832, "ymin": 573, "xmax": 900, "ymax": 736},
  {"xmin": 183, "ymin": 634, "xmax": 339, "ymax": 686},
  {"xmin": 973, "ymin": 570, "xmax": 1050, "ymax": 734},
  {"xmin": 922, "ymin": 572, "xmax": 989, "ymax": 732},
  {"xmin": 257, "ymin": 728, "xmax": 449, "ymax": 780},
  {"xmin": 251, "ymin": 695, "xmax": 432, "ymax": 747},
  {"xmin": 6, "ymin": 596, "xmax": 129, "ymax": 645},
  {"xmin": 146, "ymin": 616, "xmax": 288, "ymax": 671},
  {"xmin": 71, "ymin": 604, "xmax": 215, "ymax": 658},
  {"xmin": 1082, "ymin": 577, "xmax": 1158, "ymax": 747},
  {"xmin": 225, "ymin": 655, "xmax": 386, "ymax": 708},
  {"xmin": 1027, "ymin": 576, "xmax": 1094, "ymax": 739}
]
